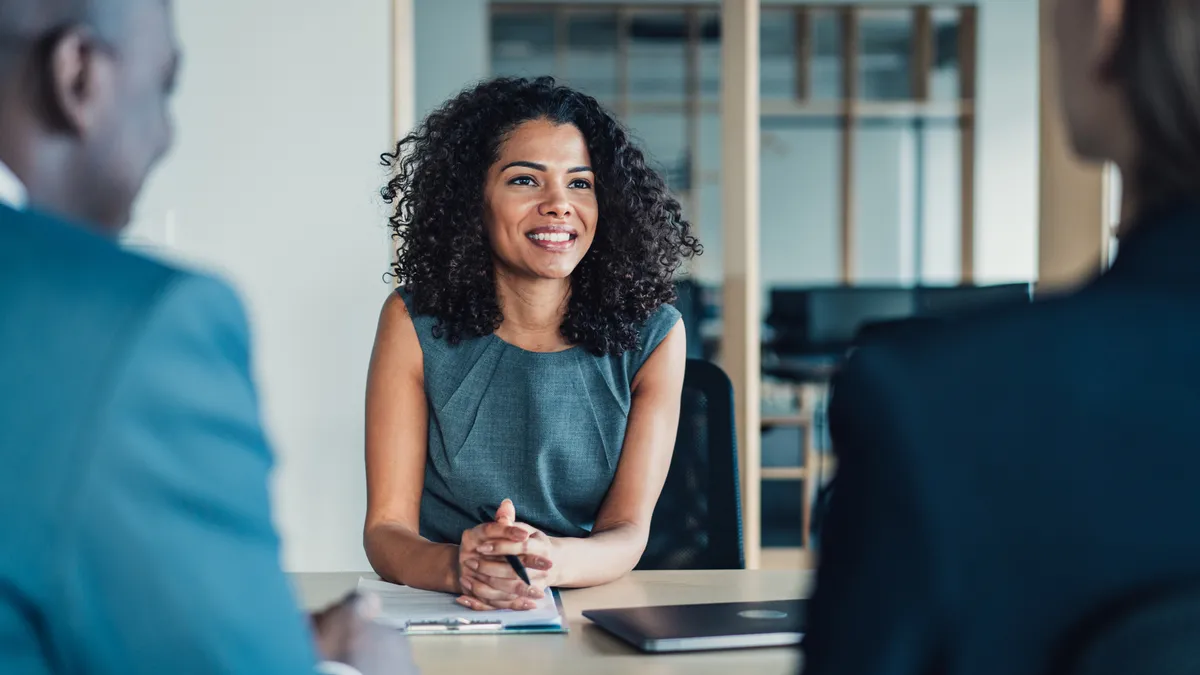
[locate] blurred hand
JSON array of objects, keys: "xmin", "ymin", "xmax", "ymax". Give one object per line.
[
  {"xmin": 311, "ymin": 592, "xmax": 416, "ymax": 674},
  {"xmin": 458, "ymin": 499, "xmax": 556, "ymax": 611}
]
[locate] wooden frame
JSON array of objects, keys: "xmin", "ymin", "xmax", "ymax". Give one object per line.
[
  {"xmin": 838, "ymin": 7, "xmax": 859, "ymax": 284},
  {"xmin": 390, "ymin": 0, "xmax": 415, "ymax": 285},
  {"xmin": 959, "ymin": 6, "xmax": 979, "ymax": 282},
  {"xmin": 721, "ymin": 0, "xmax": 763, "ymax": 570}
]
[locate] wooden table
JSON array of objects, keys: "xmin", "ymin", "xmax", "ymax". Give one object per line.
[{"xmin": 293, "ymin": 570, "xmax": 809, "ymax": 675}]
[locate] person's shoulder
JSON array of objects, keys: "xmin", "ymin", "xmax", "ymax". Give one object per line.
[
  {"xmin": 850, "ymin": 293, "xmax": 1090, "ymax": 380},
  {"xmin": 3, "ymin": 206, "xmax": 184, "ymax": 314},
  {"xmin": 637, "ymin": 302, "xmax": 682, "ymax": 348}
]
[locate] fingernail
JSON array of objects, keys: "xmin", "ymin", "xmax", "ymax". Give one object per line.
[
  {"xmin": 524, "ymin": 600, "xmax": 536, "ymax": 610},
  {"xmin": 479, "ymin": 544, "xmax": 493, "ymax": 553},
  {"xmin": 465, "ymin": 559, "xmax": 479, "ymax": 570},
  {"xmin": 456, "ymin": 597, "xmax": 470, "ymax": 607}
]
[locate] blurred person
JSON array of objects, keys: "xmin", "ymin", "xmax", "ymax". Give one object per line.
[
  {"xmin": 803, "ymin": 1, "xmax": 1200, "ymax": 674},
  {"xmin": 0, "ymin": 0, "xmax": 409, "ymax": 672},
  {"xmin": 364, "ymin": 77, "xmax": 701, "ymax": 611}
]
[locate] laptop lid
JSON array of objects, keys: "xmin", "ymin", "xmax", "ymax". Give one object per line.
[{"xmin": 583, "ymin": 599, "xmax": 805, "ymax": 653}]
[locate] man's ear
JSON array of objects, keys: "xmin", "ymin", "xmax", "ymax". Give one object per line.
[{"xmin": 44, "ymin": 27, "xmax": 113, "ymax": 135}]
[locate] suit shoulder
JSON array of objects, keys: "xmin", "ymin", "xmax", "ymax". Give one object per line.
[
  {"xmin": 1, "ymin": 207, "xmax": 183, "ymax": 313},
  {"xmin": 852, "ymin": 294, "xmax": 1097, "ymax": 378}
]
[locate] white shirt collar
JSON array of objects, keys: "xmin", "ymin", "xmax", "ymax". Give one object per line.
[{"xmin": 0, "ymin": 159, "xmax": 27, "ymax": 210}]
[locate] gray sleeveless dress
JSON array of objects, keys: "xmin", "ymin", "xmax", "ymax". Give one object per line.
[{"xmin": 398, "ymin": 289, "xmax": 681, "ymax": 543}]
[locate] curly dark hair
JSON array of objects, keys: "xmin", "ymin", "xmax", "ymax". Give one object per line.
[{"xmin": 381, "ymin": 76, "xmax": 702, "ymax": 356}]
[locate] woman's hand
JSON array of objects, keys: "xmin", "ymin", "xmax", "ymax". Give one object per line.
[{"xmin": 457, "ymin": 499, "xmax": 556, "ymax": 611}]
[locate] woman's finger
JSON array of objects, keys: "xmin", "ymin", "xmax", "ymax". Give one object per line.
[
  {"xmin": 480, "ymin": 537, "xmax": 546, "ymax": 557},
  {"xmin": 456, "ymin": 595, "xmax": 497, "ymax": 612},
  {"xmin": 461, "ymin": 574, "xmax": 527, "ymax": 603},
  {"xmin": 468, "ymin": 557, "xmax": 522, "ymax": 581},
  {"xmin": 470, "ymin": 570, "xmax": 545, "ymax": 600},
  {"xmin": 496, "ymin": 498, "xmax": 516, "ymax": 525},
  {"xmin": 477, "ymin": 523, "xmax": 529, "ymax": 545},
  {"xmin": 519, "ymin": 554, "xmax": 554, "ymax": 571}
]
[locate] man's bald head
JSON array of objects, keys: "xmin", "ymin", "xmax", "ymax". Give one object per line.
[
  {"xmin": 0, "ymin": 0, "xmax": 146, "ymax": 46},
  {"xmin": 0, "ymin": 0, "xmax": 176, "ymax": 232}
]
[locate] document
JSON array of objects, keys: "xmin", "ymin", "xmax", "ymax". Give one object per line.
[{"xmin": 357, "ymin": 577, "xmax": 564, "ymax": 630}]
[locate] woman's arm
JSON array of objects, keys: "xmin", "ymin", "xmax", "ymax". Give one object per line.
[
  {"xmin": 363, "ymin": 293, "xmax": 458, "ymax": 593},
  {"xmin": 548, "ymin": 319, "xmax": 688, "ymax": 588}
]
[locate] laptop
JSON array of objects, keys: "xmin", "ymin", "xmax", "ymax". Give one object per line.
[{"xmin": 583, "ymin": 599, "xmax": 806, "ymax": 653}]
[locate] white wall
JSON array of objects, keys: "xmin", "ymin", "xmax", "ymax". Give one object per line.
[
  {"xmin": 415, "ymin": 0, "xmax": 490, "ymax": 118},
  {"xmin": 126, "ymin": 0, "xmax": 393, "ymax": 572}
]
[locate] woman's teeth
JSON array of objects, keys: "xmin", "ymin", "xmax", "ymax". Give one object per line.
[{"xmin": 529, "ymin": 232, "xmax": 572, "ymax": 243}]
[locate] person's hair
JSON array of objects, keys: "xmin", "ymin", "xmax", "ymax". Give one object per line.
[
  {"xmin": 381, "ymin": 76, "xmax": 702, "ymax": 355},
  {"xmin": 1111, "ymin": 2, "xmax": 1200, "ymax": 205}
]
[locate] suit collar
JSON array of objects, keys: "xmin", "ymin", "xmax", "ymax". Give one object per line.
[
  {"xmin": 1102, "ymin": 198, "xmax": 1200, "ymax": 288},
  {"xmin": 0, "ymin": 159, "xmax": 27, "ymax": 210}
]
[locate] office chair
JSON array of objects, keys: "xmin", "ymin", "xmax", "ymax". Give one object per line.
[
  {"xmin": 1060, "ymin": 581, "xmax": 1200, "ymax": 675},
  {"xmin": 636, "ymin": 359, "xmax": 745, "ymax": 570}
]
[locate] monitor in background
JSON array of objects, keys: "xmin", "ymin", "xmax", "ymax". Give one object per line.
[
  {"xmin": 767, "ymin": 287, "xmax": 915, "ymax": 356},
  {"xmin": 767, "ymin": 284, "xmax": 1035, "ymax": 358},
  {"xmin": 916, "ymin": 283, "xmax": 1033, "ymax": 318}
]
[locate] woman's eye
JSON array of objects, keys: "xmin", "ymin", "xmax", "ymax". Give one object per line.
[
  {"xmin": 509, "ymin": 175, "xmax": 536, "ymax": 186},
  {"xmin": 569, "ymin": 179, "xmax": 593, "ymax": 189}
]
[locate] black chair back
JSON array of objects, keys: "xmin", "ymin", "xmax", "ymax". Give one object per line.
[
  {"xmin": 636, "ymin": 359, "xmax": 744, "ymax": 570},
  {"xmin": 1061, "ymin": 581, "xmax": 1200, "ymax": 675}
]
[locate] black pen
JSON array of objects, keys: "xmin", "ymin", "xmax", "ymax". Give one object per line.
[{"xmin": 477, "ymin": 507, "xmax": 532, "ymax": 586}]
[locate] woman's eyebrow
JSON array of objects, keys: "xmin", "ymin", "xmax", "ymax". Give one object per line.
[{"xmin": 500, "ymin": 160, "xmax": 593, "ymax": 173}]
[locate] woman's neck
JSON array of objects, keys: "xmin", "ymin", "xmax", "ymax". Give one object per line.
[{"xmin": 493, "ymin": 269, "xmax": 572, "ymax": 351}]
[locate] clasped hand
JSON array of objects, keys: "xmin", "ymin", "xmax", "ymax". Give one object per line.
[{"xmin": 457, "ymin": 499, "xmax": 556, "ymax": 611}]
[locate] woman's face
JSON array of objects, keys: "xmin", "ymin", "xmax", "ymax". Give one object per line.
[
  {"xmin": 483, "ymin": 118, "xmax": 598, "ymax": 281},
  {"xmin": 1053, "ymin": 0, "xmax": 1129, "ymax": 163}
]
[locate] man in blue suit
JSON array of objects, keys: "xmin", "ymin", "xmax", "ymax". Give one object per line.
[{"xmin": 0, "ymin": 1, "xmax": 407, "ymax": 673}]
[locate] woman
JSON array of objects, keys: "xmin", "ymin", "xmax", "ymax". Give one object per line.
[{"xmin": 364, "ymin": 77, "xmax": 702, "ymax": 612}]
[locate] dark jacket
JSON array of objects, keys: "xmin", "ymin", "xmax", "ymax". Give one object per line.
[{"xmin": 804, "ymin": 199, "xmax": 1200, "ymax": 675}]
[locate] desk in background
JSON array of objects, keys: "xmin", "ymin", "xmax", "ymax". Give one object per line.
[{"xmin": 293, "ymin": 570, "xmax": 808, "ymax": 675}]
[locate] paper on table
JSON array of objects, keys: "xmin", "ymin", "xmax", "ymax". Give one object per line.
[{"xmin": 356, "ymin": 577, "xmax": 562, "ymax": 629}]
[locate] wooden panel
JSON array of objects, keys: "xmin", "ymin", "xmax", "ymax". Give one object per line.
[
  {"xmin": 720, "ymin": 0, "xmax": 762, "ymax": 570},
  {"xmin": 959, "ymin": 6, "xmax": 978, "ymax": 282},
  {"xmin": 1037, "ymin": 0, "xmax": 1108, "ymax": 291},
  {"xmin": 686, "ymin": 8, "xmax": 702, "ymax": 224},
  {"xmin": 554, "ymin": 8, "xmax": 569, "ymax": 78},
  {"xmin": 912, "ymin": 6, "xmax": 933, "ymax": 101},
  {"xmin": 391, "ymin": 0, "xmax": 415, "ymax": 284},
  {"xmin": 616, "ymin": 8, "xmax": 631, "ymax": 118},
  {"xmin": 795, "ymin": 8, "xmax": 812, "ymax": 102},
  {"xmin": 838, "ymin": 7, "xmax": 859, "ymax": 284},
  {"xmin": 391, "ymin": 0, "xmax": 415, "ymax": 146}
]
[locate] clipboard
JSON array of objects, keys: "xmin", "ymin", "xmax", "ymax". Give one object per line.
[
  {"xmin": 357, "ymin": 577, "xmax": 568, "ymax": 636},
  {"xmin": 401, "ymin": 589, "xmax": 568, "ymax": 635}
]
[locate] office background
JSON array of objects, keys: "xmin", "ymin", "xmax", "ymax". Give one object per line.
[{"xmin": 120, "ymin": 0, "xmax": 1103, "ymax": 573}]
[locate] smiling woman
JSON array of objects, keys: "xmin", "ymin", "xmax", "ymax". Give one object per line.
[{"xmin": 364, "ymin": 77, "xmax": 702, "ymax": 612}]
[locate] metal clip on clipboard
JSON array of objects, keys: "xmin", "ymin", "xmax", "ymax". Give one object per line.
[{"xmin": 406, "ymin": 617, "xmax": 505, "ymax": 633}]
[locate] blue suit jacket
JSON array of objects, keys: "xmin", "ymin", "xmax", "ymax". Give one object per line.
[{"xmin": 0, "ymin": 206, "xmax": 318, "ymax": 673}]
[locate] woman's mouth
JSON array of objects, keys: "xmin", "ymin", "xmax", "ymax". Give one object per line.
[{"xmin": 526, "ymin": 229, "xmax": 578, "ymax": 251}]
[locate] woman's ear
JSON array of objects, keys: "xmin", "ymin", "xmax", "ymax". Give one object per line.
[{"xmin": 1094, "ymin": 0, "xmax": 1127, "ymax": 81}]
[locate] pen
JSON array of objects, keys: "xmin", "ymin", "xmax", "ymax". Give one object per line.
[{"xmin": 478, "ymin": 507, "xmax": 532, "ymax": 586}]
